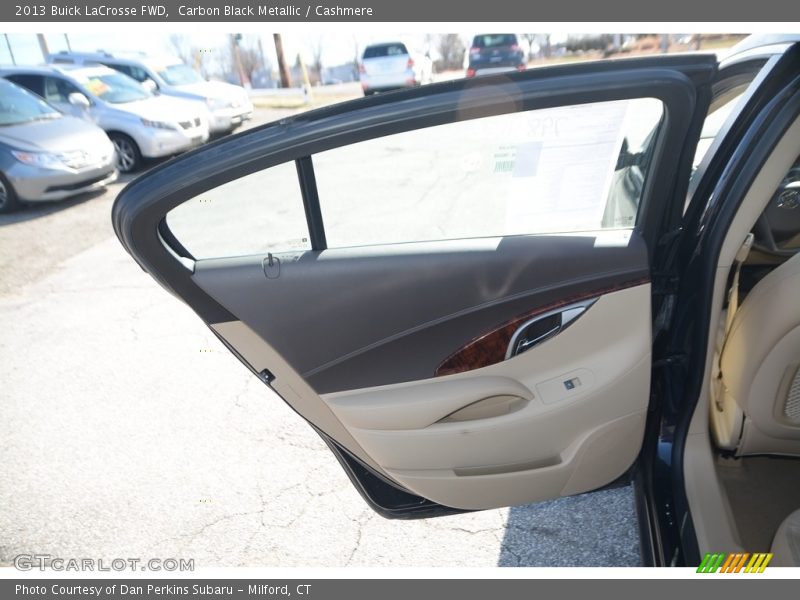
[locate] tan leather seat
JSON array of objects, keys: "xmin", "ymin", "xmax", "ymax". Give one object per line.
[
  {"xmin": 711, "ymin": 252, "xmax": 800, "ymax": 456},
  {"xmin": 772, "ymin": 509, "xmax": 800, "ymax": 566}
]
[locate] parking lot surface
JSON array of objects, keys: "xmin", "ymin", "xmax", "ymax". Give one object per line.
[{"xmin": 0, "ymin": 104, "xmax": 642, "ymax": 568}]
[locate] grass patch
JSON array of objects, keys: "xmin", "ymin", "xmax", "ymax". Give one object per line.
[{"xmin": 251, "ymin": 93, "xmax": 361, "ymax": 110}]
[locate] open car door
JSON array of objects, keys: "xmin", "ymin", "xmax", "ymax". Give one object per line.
[{"xmin": 113, "ymin": 55, "xmax": 715, "ymax": 518}]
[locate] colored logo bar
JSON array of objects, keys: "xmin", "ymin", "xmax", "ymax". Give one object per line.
[{"xmin": 697, "ymin": 552, "xmax": 773, "ymax": 573}]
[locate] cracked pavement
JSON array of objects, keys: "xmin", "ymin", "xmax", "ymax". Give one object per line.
[{"xmin": 0, "ymin": 108, "xmax": 642, "ymax": 569}]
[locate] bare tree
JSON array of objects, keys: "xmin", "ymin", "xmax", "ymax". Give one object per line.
[
  {"xmin": 540, "ymin": 34, "xmax": 552, "ymax": 58},
  {"xmin": 168, "ymin": 34, "xmax": 192, "ymax": 65},
  {"xmin": 351, "ymin": 35, "xmax": 360, "ymax": 80},
  {"xmin": 238, "ymin": 41, "xmax": 264, "ymax": 84},
  {"xmin": 167, "ymin": 33, "xmax": 216, "ymax": 78},
  {"xmin": 434, "ymin": 34, "xmax": 465, "ymax": 72},
  {"xmin": 308, "ymin": 35, "xmax": 324, "ymax": 84},
  {"xmin": 522, "ymin": 34, "xmax": 537, "ymax": 60},
  {"xmin": 226, "ymin": 35, "xmax": 266, "ymax": 87},
  {"xmin": 423, "ymin": 34, "xmax": 435, "ymax": 58}
]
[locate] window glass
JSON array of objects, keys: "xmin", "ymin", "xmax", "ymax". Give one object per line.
[
  {"xmin": 0, "ymin": 79, "xmax": 61, "ymax": 126},
  {"xmin": 363, "ymin": 43, "xmax": 408, "ymax": 59},
  {"xmin": 71, "ymin": 71, "xmax": 149, "ymax": 104},
  {"xmin": 693, "ymin": 93, "xmax": 745, "ymax": 171},
  {"xmin": 131, "ymin": 66, "xmax": 152, "ymax": 83},
  {"xmin": 43, "ymin": 76, "xmax": 82, "ymax": 104},
  {"xmin": 156, "ymin": 64, "xmax": 203, "ymax": 86},
  {"xmin": 472, "ymin": 34, "xmax": 518, "ymax": 48},
  {"xmin": 312, "ymin": 98, "xmax": 663, "ymax": 249},
  {"xmin": 107, "ymin": 64, "xmax": 152, "ymax": 85},
  {"xmin": 5, "ymin": 74, "xmax": 44, "ymax": 97},
  {"xmin": 166, "ymin": 161, "xmax": 310, "ymax": 260}
]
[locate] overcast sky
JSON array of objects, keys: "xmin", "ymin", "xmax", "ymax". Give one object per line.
[{"xmin": 1, "ymin": 31, "xmax": 567, "ymax": 71}]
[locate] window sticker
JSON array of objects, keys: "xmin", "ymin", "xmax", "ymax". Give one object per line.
[
  {"xmin": 84, "ymin": 78, "xmax": 110, "ymax": 97},
  {"xmin": 503, "ymin": 100, "xmax": 630, "ymax": 234}
]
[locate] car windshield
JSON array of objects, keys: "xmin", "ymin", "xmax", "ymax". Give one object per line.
[
  {"xmin": 77, "ymin": 72, "xmax": 151, "ymax": 104},
  {"xmin": 0, "ymin": 79, "xmax": 61, "ymax": 126},
  {"xmin": 473, "ymin": 34, "xmax": 518, "ymax": 48},
  {"xmin": 363, "ymin": 43, "xmax": 408, "ymax": 59},
  {"xmin": 156, "ymin": 64, "xmax": 203, "ymax": 86}
]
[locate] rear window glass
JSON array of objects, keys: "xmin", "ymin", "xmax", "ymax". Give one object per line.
[
  {"xmin": 166, "ymin": 161, "xmax": 310, "ymax": 259},
  {"xmin": 472, "ymin": 34, "xmax": 518, "ymax": 48},
  {"xmin": 363, "ymin": 44, "xmax": 408, "ymax": 59},
  {"xmin": 313, "ymin": 98, "xmax": 664, "ymax": 249}
]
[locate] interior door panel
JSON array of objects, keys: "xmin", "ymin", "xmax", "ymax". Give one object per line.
[
  {"xmin": 193, "ymin": 232, "xmax": 649, "ymax": 393},
  {"xmin": 322, "ymin": 284, "xmax": 651, "ymax": 509},
  {"xmin": 113, "ymin": 55, "xmax": 715, "ymax": 516}
]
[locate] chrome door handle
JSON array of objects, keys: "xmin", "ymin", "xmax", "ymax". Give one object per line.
[{"xmin": 505, "ymin": 298, "xmax": 597, "ymax": 359}]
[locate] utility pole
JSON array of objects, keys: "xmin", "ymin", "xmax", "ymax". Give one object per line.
[
  {"xmin": 660, "ymin": 34, "xmax": 671, "ymax": 54},
  {"xmin": 4, "ymin": 34, "xmax": 15, "ymax": 65},
  {"xmin": 273, "ymin": 34, "xmax": 292, "ymax": 88},
  {"xmin": 36, "ymin": 33, "xmax": 50, "ymax": 61}
]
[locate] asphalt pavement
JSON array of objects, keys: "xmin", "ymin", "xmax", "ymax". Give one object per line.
[{"xmin": 0, "ymin": 104, "xmax": 642, "ymax": 568}]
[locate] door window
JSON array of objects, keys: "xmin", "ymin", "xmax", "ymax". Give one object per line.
[
  {"xmin": 43, "ymin": 76, "xmax": 83, "ymax": 104},
  {"xmin": 165, "ymin": 97, "xmax": 664, "ymax": 258},
  {"xmin": 313, "ymin": 98, "xmax": 663, "ymax": 248},
  {"xmin": 4, "ymin": 74, "xmax": 44, "ymax": 97},
  {"xmin": 165, "ymin": 161, "xmax": 309, "ymax": 259},
  {"xmin": 108, "ymin": 63, "xmax": 151, "ymax": 84}
]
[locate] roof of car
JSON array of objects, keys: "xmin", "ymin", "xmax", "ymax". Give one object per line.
[
  {"xmin": 0, "ymin": 64, "xmax": 55, "ymax": 75},
  {"xmin": 364, "ymin": 41, "xmax": 407, "ymax": 48},
  {"xmin": 50, "ymin": 50, "xmax": 182, "ymax": 68},
  {"xmin": 0, "ymin": 63, "xmax": 117, "ymax": 78}
]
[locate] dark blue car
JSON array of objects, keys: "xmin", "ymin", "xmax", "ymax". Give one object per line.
[{"xmin": 466, "ymin": 33, "xmax": 526, "ymax": 77}]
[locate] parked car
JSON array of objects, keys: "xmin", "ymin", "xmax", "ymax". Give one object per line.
[
  {"xmin": 0, "ymin": 78, "xmax": 116, "ymax": 213},
  {"xmin": 49, "ymin": 51, "xmax": 253, "ymax": 135},
  {"xmin": 113, "ymin": 35, "xmax": 800, "ymax": 567},
  {"xmin": 358, "ymin": 41, "xmax": 433, "ymax": 95},
  {"xmin": 466, "ymin": 33, "xmax": 526, "ymax": 77},
  {"xmin": 1, "ymin": 65, "xmax": 209, "ymax": 173}
]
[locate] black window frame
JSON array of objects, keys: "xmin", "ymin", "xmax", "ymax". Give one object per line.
[
  {"xmin": 4, "ymin": 73, "xmax": 45, "ymax": 97},
  {"xmin": 164, "ymin": 96, "xmax": 668, "ymax": 259}
]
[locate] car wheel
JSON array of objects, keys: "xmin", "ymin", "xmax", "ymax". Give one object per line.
[
  {"xmin": 110, "ymin": 133, "xmax": 142, "ymax": 173},
  {"xmin": 0, "ymin": 173, "xmax": 20, "ymax": 214}
]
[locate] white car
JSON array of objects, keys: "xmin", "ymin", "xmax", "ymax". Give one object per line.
[
  {"xmin": 49, "ymin": 51, "xmax": 253, "ymax": 135},
  {"xmin": 358, "ymin": 41, "xmax": 433, "ymax": 96},
  {"xmin": 1, "ymin": 65, "xmax": 209, "ymax": 173}
]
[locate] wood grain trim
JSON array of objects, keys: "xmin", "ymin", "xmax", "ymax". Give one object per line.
[{"xmin": 434, "ymin": 276, "xmax": 650, "ymax": 377}]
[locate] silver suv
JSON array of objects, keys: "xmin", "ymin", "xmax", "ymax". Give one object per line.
[
  {"xmin": 49, "ymin": 51, "xmax": 253, "ymax": 135},
  {"xmin": 1, "ymin": 65, "xmax": 209, "ymax": 172}
]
